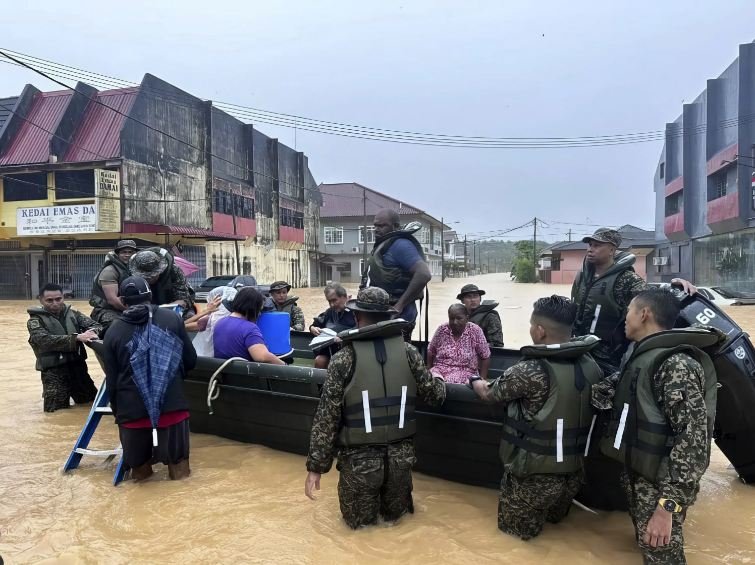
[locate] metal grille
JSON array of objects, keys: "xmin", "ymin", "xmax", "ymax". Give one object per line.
[
  {"xmin": 0, "ymin": 254, "xmax": 29, "ymax": 298},
  {"xmin": 179, "ymin": 244, "xmax": 207, "ymax": 288},
  {"xmin": 48, "ymin": 251, "xmax": 108, "ymax": 300}
]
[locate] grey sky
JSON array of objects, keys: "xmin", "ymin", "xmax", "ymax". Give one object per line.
[{"xmin": 3, "ymin": 1, "xmax": 755, "ymax": 241}]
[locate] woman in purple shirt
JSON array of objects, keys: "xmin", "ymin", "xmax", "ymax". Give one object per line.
[{"xmin": 213, "ymin": 287, "xmax": 285, "ymax": 365}]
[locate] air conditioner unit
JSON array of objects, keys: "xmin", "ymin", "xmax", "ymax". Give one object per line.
[
  {"xmin": 352, "ymin": 247, "xmax": 359, "ymax": 252},
  {"xmin": 653, "ymin": 256, "xmax": 669, "ymax": 266}
]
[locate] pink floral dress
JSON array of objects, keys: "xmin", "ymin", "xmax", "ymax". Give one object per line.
[{"xmin": 427, "ymin": 322, "xmax": 491, "ymax": 384}]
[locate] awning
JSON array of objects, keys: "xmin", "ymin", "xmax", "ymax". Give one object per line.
[{"xmin": 123, "ymin": 222, "xmax": 246, "ymax": 241}]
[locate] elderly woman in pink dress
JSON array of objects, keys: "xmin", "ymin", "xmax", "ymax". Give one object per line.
[{"xmin": 428, "ymin": 304, "xmax": 491, "ymax": 384}]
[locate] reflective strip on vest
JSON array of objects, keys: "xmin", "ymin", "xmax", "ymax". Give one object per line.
[
  {"xmin": 584, "ymin": 414, "xmax": 597, "ymax": 457},
  {"xmin": 614, "ymin": 402, "xmax": 630, "ymax": 449},
  {"xmin": 399, "ymin": 385, "xmax": 408, "ymax": 429},
  {"xmin": 589, "ymin": 304, "xmax": 602, "ymax": 334},
  {"xmin": 362, "ymin": 390, "xmax": 372, "ymax": 433},
  {"xmin": 556, "ymin": 419, "xmax": 564, "ymax": 463}
]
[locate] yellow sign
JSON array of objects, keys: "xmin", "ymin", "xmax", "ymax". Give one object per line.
[{"xmin": 95, "ymin": 169, "xmax": 121, "ymax": 232}]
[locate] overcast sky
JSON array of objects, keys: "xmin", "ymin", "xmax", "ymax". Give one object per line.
[{"xmin": 3, "ymin": 1, "xmax": 755, "ymax": 241}]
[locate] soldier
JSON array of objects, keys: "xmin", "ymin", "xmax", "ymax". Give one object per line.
[
  {"xmin": 362, "ymin": 209, "xmax": 432, "ymax": 341},
  {"xmin": 457, "ymin": 283, "xmax": 504, "ymax": 347},
  {"xmin": 266, "ymin": 280, "xmax": 305, "ymax": 331},
  {"xmin": 129, "ymin": 247, "xmax": 194, "ymax": 319},
  {"xmin": 470, "ymin": 295, "xmax": 602, "ymax": 540},
  {"xmin": 89, "ymin": 239, "xmax": 138, "ymax": 332},
  {"xmin": 595, "ymin": 288, "xmax": 722, "ymax": 564},
  {"xmin": 571, "ymin": 227, "xmax": 694, "ymax": 511},
  {"xmin": 304, "ymin": 287, "xmax": 446, "ymax": 529},
  {"xmin": 27, "ymin": 283, "xmax": 101, "ymax": 412}
]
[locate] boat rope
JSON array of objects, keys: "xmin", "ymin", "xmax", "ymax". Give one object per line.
[{"xmin": 207, "ymin": 357, "xmax": 248, "ymax": 415}]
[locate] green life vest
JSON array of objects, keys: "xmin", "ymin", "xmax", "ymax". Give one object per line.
[
  {"xmin": 572, "ymin": 252, "xmax": 636, "ymax": 341},
  {"xmin": 363, "ymin": 232, "xmax": 426, "ymax": 303},
  {"xmin": 89, "ymin": 252, "xmax": 130, "ymax": 309},
  {"xmin": 500, "ymin": 335, "xmax": 604, "ymax": 477},
  {"xmin": 337, "ymin": 320, "xmax": 417, "ymax": 447},
  {"xmin": 600, "ymin": 327, "xmax": 722, "ymax": 482},
  {"xmin": 273, "ymin": 297, "xmax": 300, "ymax": 326},
  {"xmin": 469, "ymin": 300, "xmax": 499, "ymax": 327},
  {"xmin": 27, "ymin": 306, "xmax": 85, "ymax": 371}
]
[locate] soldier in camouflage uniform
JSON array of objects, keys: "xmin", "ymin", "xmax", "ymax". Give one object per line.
[
  {"xmin": 593, "ymin": 288, "xmax": 722, "ymax": 564},
  {"xmin": 457, "ymin": 283, "xmax": 504, "ymax": 347},
  {"xmin": 305, "ymin": 287, "xmax": 446, "ymax": 529},
  {"xmin": 267, "ymin": 281, "xmax": 305, "ymax": 331},
  {"xmin": 28, "ymin": 283, "xmax": 101, "ymax": 412},
  {"xmin": 89, "ymin": 239, "xmax": 138, "ymax": 332},
  {"xmin": 471, "ymin": 295, "xmax": 602, "ymax": 540},
  {"xmin": 572, "ymin": 228, "xmax": 696, "ymax": 512},
  {"xmin": 129, "ymin": 248, "xmax": 194, "ymax": 320}
]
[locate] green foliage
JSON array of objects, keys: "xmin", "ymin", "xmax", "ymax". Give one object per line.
[{"xmin": 513, "ymin": 258, "xmax": 537, "ymax": 283}]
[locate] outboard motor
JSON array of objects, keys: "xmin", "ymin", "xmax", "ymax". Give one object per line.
[{"xmin": 669, "ymin": 286, "xmax": 755, "ymax": 483}]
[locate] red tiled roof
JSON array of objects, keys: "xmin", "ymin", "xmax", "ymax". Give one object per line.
[
  {"xmin": 0, "ymin": 90, "xmax": 72, "ymax": 165},
  {"xmin": 123, "ymin": 222, "xmax": 246, "ymax": 241},
  {"xmin": 64, "ymin": 87, "xmax": 138, "ymax": 162},
  {"xmin": 320, "ymin": 182, "xmax": 423, "ymax": 218}
]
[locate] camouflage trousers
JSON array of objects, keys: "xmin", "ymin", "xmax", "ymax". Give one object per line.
[
  {"xmin": 621, "ymin": 472, "xmax": 687, "ymax": 564},
  {"xmin": 336, "ymin": 441, "xmax": 416, "ymax": 529},
  {"xmin": 40, "ymin": 361, "xmax": 98, "ymax": 412},
  {"xmin": 498, "ymin": 471, "xmax": 583, "ymax": 540}
]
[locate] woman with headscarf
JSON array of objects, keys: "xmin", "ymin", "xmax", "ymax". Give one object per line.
[
  {"xmin": 189, "ymin": 286, "xmax": 237, "ymax": 356},
  {"xmin": 427, "ymin": 304, "xmax": 491, "ymax": 384}
]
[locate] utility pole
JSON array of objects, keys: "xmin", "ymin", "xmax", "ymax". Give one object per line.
[
  {"xmin": 567, "ymin": 228, "xmax": 572, "ymax": 242},
  {"xmin": 464, "ymin": 235, "xmax": 468, "ymax": 276},
  {"xmin": 441, "ymin": 217, "xmax": 445, "ymax": 282},
  {"xmin": 533, "ymin": 217, "xmax": 538, "ymax": 276},
  {"xmin": 362, "ymin": 185, "xmax": 368, "ymax": 276}
]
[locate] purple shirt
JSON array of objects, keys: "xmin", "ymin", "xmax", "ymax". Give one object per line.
[{"xmin": 213, "ymin": 316, "xmax": 266, "ymax": 361}]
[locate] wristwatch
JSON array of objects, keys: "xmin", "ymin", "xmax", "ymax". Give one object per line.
[
  {"xmin": 658, "ymin": 498, "xmax": 683, "ymax": 513},
  {"xmin": 469, "ymin": 376, "xmax": 484, "ymax": 386}
]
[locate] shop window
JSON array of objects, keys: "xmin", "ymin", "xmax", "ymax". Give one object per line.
[
  {"xmin": 55, "ymin": 170, "xmax": 94, "ymax": 200},
  {"xmin": 2, "ymin": 172, "xmax": 47, "ymax": 201}
]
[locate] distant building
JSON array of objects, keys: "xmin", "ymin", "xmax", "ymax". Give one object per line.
[
  {"xmin": 653, "ymin": 41, "xmax": 755, "ymax": 291},
  {"xmin": 317, "ymin": 182, "xmax": 446, "ymax": 284},
  {"xmin": 443, "ymin": 230, "xmax": 467, "ymax": 278},
  {"xmin": 0, "ymin": 76, "xmax": 320, "ymax": 299},
  {"xmin": 538, "ymin": 224, "xmax": 656, "ymax": 285}
]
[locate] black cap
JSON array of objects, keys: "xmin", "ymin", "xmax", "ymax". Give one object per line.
[{"xmin": 120, "ymin": 275, "xmax": 152, "ymax": 305}]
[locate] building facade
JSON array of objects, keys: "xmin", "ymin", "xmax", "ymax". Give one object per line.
[
  {"xmin": 538, "ymin": 225, "xmax": 655, "ymax": 285},
  {"xmin": 317, "ymin": 182, "xmax": 446, "ymax": 284},
  {"xmin": 653, "ymin": 41, "xmax": 755, "ymax": 291},
  {"xmin": 0, "ymin": 76, "xmax": 320, "ymax": 299}
]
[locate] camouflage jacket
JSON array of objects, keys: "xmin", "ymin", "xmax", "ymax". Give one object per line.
[
  {"xmin": 27, "ymin": 307, "xmax": 101, "ymax": 360},
  {"xmin": 306, "ymin": 342, "xmax": 446, "ymax": 474},
  {"xmin": 572, "ymin": 269, "xmax": 647, "ymax": 368},
  {"xmin": 287, "ymin": 304, "xmax": 306, "ymax": 332},
  {"xmin": 487, "ymin": 359, "xmax": 549, "ymax": 419},
  {"xmin": 592, "ymin": 352, "xmax": 708, "ymax": 506}
]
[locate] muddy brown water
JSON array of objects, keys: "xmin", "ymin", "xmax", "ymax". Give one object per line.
[{"xmin": 0, "ymin": 274, "xmax": 753, "ymax": 564}]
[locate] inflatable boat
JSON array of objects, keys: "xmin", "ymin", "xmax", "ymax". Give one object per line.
[{"xmin": 180, "ymin": 291, "xmax": 755, "ymax": 486}]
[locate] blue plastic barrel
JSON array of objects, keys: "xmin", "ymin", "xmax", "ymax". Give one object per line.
[{"xmin": 257, "ymin": 312, "xmax": 292, "ymax": 355}]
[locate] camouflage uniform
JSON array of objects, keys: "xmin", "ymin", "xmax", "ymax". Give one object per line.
[
  {"xmin": 487, "ymin": 359, "xmax": 584, "ymax": 539},
  {"xmin": 306, "ymin": 341, "xmax": 446, "ymax": 529},
  {"xmin": 280, "ymin": 302, "xmax": 305, "ymax": 331},
  {"xmin": 593, "ymin": 353, "xmax": 709, "ymax": 564},
  {"xmin": 27, "ymin": 308, "xmax": 101, "ymax": 412}
]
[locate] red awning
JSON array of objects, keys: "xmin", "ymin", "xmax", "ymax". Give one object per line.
[{"xmin": 123, "ymin": 222, "xmax": 246, "ymax": 241}]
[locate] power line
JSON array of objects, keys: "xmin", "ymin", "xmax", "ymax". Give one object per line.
[{"xmin": 4, "ymin": 48, "xmax": 754, "ymax": 149}]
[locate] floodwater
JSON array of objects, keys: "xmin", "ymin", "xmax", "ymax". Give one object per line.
[{"xmin": 1, "ymin": 273, "xmax": 754, "ymax": 564}]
